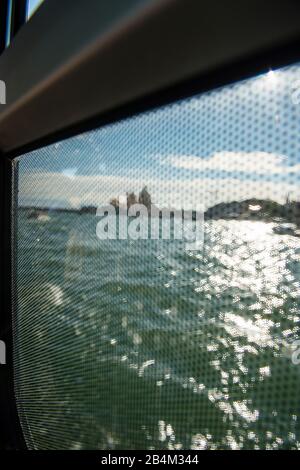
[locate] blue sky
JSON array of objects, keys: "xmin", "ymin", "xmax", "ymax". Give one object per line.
[
  {"xmin": 27, "ymin": 0, "xmax": 44, "ymax": 18},
  {"xmin": 18, "ymin": 64, "xmax": 300, "ymax": 210}
]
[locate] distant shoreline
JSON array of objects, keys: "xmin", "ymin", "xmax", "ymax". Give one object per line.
[{"xmin": 19, "ymin": 198, "xmax": 300, "ymax": 226}]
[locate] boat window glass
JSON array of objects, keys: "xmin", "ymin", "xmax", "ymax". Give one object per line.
[
  {"xmin": 26, "ymin": 0, "xmax": 44, "ymax": 20},
  {"xmin": 13, "ymin": 63, "xmax": 300, "ymax": 450}
]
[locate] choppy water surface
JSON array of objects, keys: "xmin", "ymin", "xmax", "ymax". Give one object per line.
[{"xmin": 15, "ymin": 211, "xmax": 300, "ymax": 449}]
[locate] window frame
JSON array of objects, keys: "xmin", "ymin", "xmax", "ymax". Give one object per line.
[
  {"xmin": 1, "ymin": 0, "xmax": 300, "ymax": 450},
  {"xmin": 10, "ymin": 0, "xmax": 27, "ymax": 42},
  {"xmin": 0, "ymin": 0, "xmax": 28, "ymax": 54},
  {"xmin": 0, "ymin": 0, "xmax": 9, "ymax": 53}
]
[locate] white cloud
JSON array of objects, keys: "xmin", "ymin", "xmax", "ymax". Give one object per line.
[
  {"xmin": 61, "ymin": 168, "xmax": 78, "ymax": 179},
  {"xmin": 162, "ymin": 151, "xmax": 300, "ymax": 175}
]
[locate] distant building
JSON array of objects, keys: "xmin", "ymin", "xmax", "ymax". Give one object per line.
[
  {"xmin": 127, "ymin": 192, "xmax": 137, "ymax": 208},
  {"xmin": 139, "ymin": 186, "xmax": 152, "ymax": 212}
]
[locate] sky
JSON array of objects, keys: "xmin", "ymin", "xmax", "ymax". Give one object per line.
[
  {"xmin": 18, "ymin": 64, "xmax": 300, "ymax": 210},
  {"xmin": 27, "ymin": 0, "xmax": 44, "ymax": 19}
]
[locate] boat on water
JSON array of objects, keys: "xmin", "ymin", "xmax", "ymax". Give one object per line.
[
  {"xmin": 272, "ymin": 223, "xmax": 300, "ymax": 237},
  {"xmin": 27, "ymin": 210, "xmax": 50, "ymax": 222}
]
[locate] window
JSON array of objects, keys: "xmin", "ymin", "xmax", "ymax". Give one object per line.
[
  {"xmin": 26, "ymin": 0, "xmax": 44, "ymax": 20},
  {"xmin": 0, "ymin": 0, "xmax": 45, "ymax": 51},
  {"xmin": 5, "ymin": 0, "xmax": 12, "ymax": 47},
  {"xmin": 13, "ymin": 63, "xmax": 300, "ymax": 450}
]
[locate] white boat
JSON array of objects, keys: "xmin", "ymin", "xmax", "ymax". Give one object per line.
[{"xmin": 27, "ymin": 210, "xmax": 50, "ymax": 222}]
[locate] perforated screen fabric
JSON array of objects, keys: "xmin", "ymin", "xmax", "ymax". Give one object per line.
[{"xmin": 13, "ymin": 64, "xmax": 300, "ymax": 450}]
